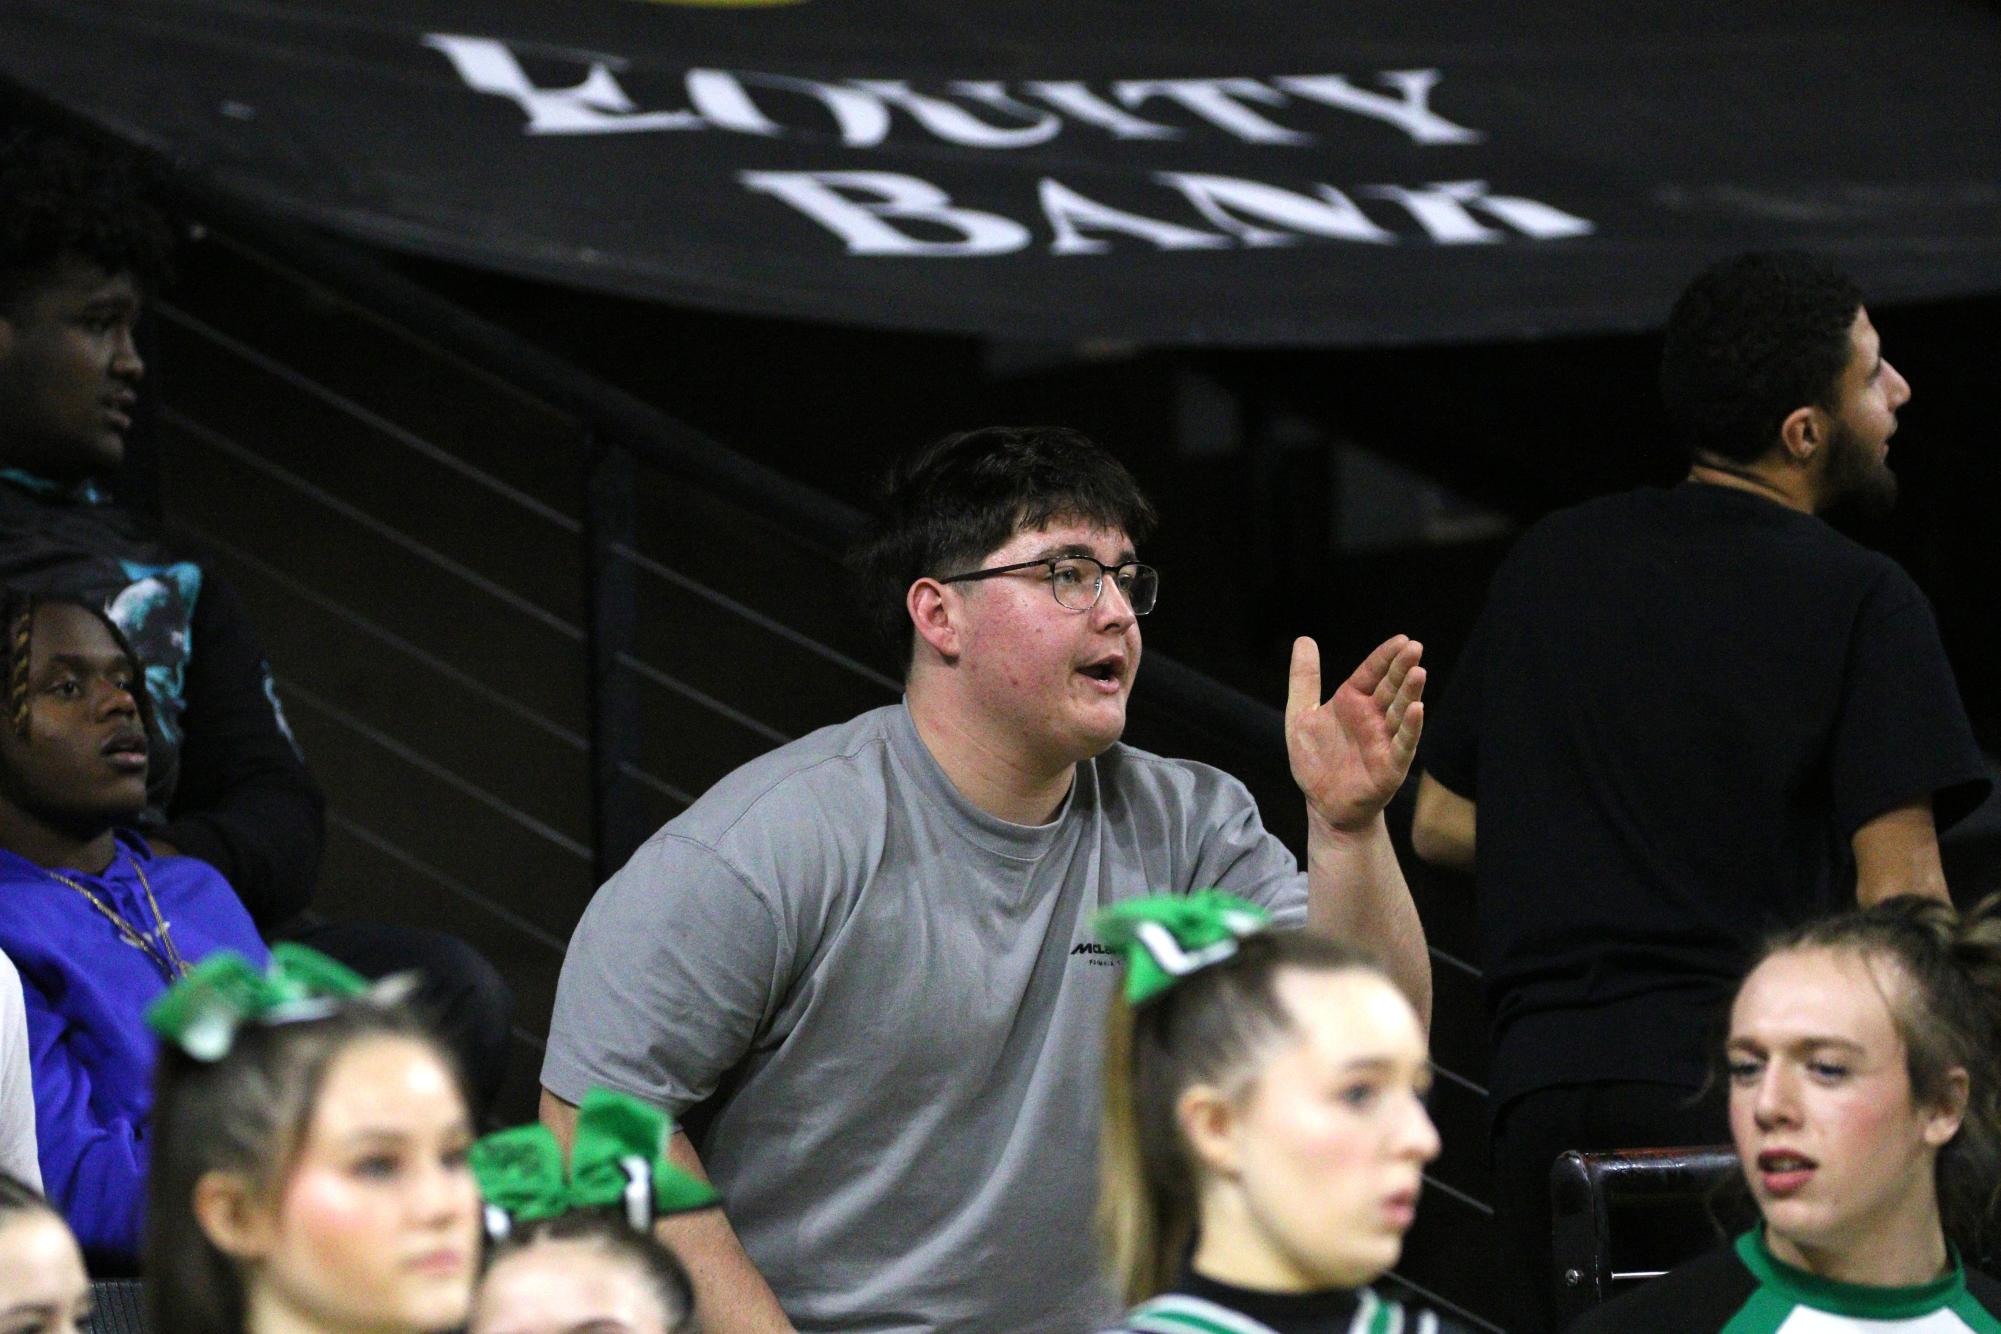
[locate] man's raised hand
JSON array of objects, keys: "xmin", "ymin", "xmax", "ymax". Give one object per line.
[{"xmin": 1285, "ymin": 635, "xmax": 1426, "ymax": 834}]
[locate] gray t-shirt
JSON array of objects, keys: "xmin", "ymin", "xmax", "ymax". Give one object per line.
[{"xmin": 544, "ymin": 702, "xmax": 1305, "ymax": 1334}]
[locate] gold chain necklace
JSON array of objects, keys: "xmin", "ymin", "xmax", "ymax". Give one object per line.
[{"xmin": 43, "ymin": 852, "xmax": 192, "ymax": 983}]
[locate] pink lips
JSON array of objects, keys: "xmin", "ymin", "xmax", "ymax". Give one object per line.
[
  {"xmin": 1382, "ymin": 1193, "xmax": 1418, "ymax": 1229},
  {"xmin": 406, "ymin": 1247, "xmax": 469, "ymax": 1277},
  {"xmin": 1756, "ymin": 1150, "xmax": 1816, "ymax": 1196}
]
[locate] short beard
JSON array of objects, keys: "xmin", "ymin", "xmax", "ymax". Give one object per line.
[{"xmin": 1821, "ymin": 417, "xmax": 1899, "ymax": 522}]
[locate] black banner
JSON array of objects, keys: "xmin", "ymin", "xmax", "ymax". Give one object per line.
[{"xmin": 5, "ymin": 0, "xmax": 2001, "ymax": 345}]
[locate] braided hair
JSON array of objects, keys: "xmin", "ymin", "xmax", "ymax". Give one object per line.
[
  {"xmin": 0, "ymin": 587, "xmax": 157, "ymax": 741},
  {"xmin": 1756, "ymin": 893, "xmax": 2001, "ymax": 1255}
]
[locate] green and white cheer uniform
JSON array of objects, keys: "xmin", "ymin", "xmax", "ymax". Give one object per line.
[
  {"xmin": 1102, "ymin": 1272, "xmax": 1474, "ymax": 1334},
  {"xmin": 1570, "ymin": 1229, "xmax": 2001, "ymax": 1332}
]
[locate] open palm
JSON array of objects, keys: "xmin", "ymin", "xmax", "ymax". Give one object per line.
[{"xmin": 1285, "ymin": 635, "xmax": 1426, "ymax": 832}]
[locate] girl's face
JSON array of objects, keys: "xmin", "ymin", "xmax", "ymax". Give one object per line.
[
  {"xmin": 1193, "ymin": 968, "xmax": 1440, "ymax": 1291},
  {"xmin": 240, "ymin": 1036, "xmax": 481, "ymax": 1333},
  {"xmin": 472, "ymin": 1238, "xmax": 675, "ymax": 1334},
  {"xmin": 1727, "ymin": 948, "xmax": 1963, "ymax": 1271},
  {"xmin": 0, "ymin": 1211, "xmax": 89, "ymax": 1334}
]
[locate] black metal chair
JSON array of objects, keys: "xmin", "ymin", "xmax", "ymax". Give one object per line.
[
  {"xmin": 1549, "ymin": 1145, "xmax": 1744, "ymax": 1325},
  {"xmin": 89, "ymin": 1279, "xmax": 148, "ymax": 1334}
]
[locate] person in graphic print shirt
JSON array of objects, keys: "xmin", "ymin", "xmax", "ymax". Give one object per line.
[
  {"xmin": 1095, "ymin": 893, "xmax": 1473, "ymax": 1334},
  {"xmin": 0, "ymin": 590, "xmax": 266, "ymax": 1262},
  {"xmin": 1571, "ymin": 894, "xmax": 2001, "ymax": 1332}
]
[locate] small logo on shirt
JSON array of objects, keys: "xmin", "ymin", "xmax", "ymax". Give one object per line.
[{"xmin": 1070, "ymin": 941, "xmax": 1119, "ymax": 968}]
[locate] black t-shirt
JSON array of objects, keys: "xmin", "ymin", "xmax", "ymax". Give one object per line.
[
  {"xmin": 1424, "ymin": 483, "xmax": 1989, "ymax": 1106},
  {"xmin": 1567, "ymin": 1230, "xmax": 2001, "ymax": 1332}
]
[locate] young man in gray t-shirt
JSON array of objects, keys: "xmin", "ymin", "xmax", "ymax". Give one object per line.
[{"xmin": 541, "ymin": 426, "xmax": 1431, "ymax": 1334}]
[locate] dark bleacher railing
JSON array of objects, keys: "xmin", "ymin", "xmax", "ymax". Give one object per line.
[{"xmin": 124, "ymin": 174, "xmax": 1503, "ymax": 1328}]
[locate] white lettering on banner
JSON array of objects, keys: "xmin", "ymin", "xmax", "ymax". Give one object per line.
[
  {"xmin": 1112, "ymin": 78, "xmax": 1312, "ymax": 145},
  {"xmin": 1365, "ymin": 180, "xmax": 1595, "ymax": 243},
  {"xmin": 685, "ymin": 69, "xmax": 891, "ymax": 145},
  {"xmin": 848, "ymin": 81, "xmax": 1064, "ymax": 148},
  {"xmin": 737, "ymin": 171, "xmax": 1032, "ymax": 255},
  {"xmin": 1039, "ymin": 180, "xmax": 1232, "ymax": 254},
  {"xmin": 421, "ymin": 35, "xmax": 702, "ymax": 135},
  {"xmin": 744, "ymin": 170, "xmax": 1596, "ymax": 255},
  {"xmin": 423, "ymin": 34, "xmax": 1484, "ymax": 149},
  {"xmin": 1019, "ymin": 82, "xmax": 1181, "ymax": 140},
  {"xmin": 1158, "ymin": 174, "xmax": 1396, "ymax": 246},
  {"xmin": 1274, "ymin": 71, "xmax": 1484, "ymax": 145}
]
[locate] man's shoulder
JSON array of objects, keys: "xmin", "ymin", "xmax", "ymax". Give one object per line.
[
  {"xmin": 0, "ymin": 481, "xmax": 174, "ymax": 584},
  {"xmin": 655, "ymin": 704, "xmax": 907, "ymax": 848}
]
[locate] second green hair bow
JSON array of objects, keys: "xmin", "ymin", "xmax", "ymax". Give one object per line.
[
  {"xmin": 1094, "ymin": 890, "xmax": 1273, "ymax": 1005},
  {"xmin": 471, "ymin": 1087, "xmax": 719, "ymax": 1239},
  {"xmin": 145, "ymin": 943, "xmax": 382, "ymax": 1062}
]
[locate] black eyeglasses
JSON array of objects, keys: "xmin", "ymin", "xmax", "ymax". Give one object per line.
[{"xmin": 938, "ymin": 556, "xmax": 1158, "ymax": 615}]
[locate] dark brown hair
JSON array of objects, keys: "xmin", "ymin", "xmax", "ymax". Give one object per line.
[
  {"xmin": 847, "ymin": 426, "xmax": 1158, "ymax": 670},
  {"xmin": 481, "ymin": 1210, "xmax": 698, "ymax": 1333}
]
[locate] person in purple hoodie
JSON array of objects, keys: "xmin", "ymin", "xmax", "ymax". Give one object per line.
[{"xmin": 0, "ymin": 588, "xmax": 265, "ymax": 1265}]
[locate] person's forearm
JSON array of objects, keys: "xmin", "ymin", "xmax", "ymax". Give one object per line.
[
  {"xmin": 1306, "ymin": 808, "xmax": 1431, "ymax": 1027},
  {"xmin": 544, "ymin": 1094, "xmax": 793, "ymax": 1334},
  {"xmin": 1410, "ymin": 772, "xmax": 1476, "ymax": 871},
  {"xmin": 658, "ymin": 1133, "xmax": 796, "ymax": 1334},
  {"xmin": 1853, "ymin": 800, "xmax": 1949, "ymax": 907}
]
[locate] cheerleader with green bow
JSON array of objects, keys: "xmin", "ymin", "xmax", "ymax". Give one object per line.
[
  {"xmin": 142, "ymin": 946, "xmax": 481, "ymax": 1334},
  {"xmin": 467, "ymin": 1088, "xmax": 717, "ymax": 1334},
  {"xmin": 1096, "ymin": 893, "xmax": 1472, "ymax": 1334}
]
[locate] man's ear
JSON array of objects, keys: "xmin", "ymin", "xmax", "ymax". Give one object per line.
[
  {"xmin": 1778, "ymin": 404, "xmax": 1825, "ymax": 464},
  {"xmin": 192, "ymin": 1169, "xmax": 278, "ymax": 1262},
  {"xmin": 907, "ymin": 578, "xmax": 962, "ymax": 662},
  {"xmin": 1176, "ymin": 1083, "xmax": 1242, "ymax": 1179}
]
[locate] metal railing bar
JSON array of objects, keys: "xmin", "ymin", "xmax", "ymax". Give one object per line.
[
  {"xmin": 1430, "ymin": 1063, "xmax": 1489, "ymax": 1099},
  {"xmin": 170, "ymin": 519, "xmax": 590, "ymax": 753},
  {"xmin": 156, "ymin": 301, "xmax": 582, "ymax": 533},
  {"xmin": 614, "ymin": 650, "xmax": 792, "ymax": 748},
  {"xmin": 163, "ymin": 408, "xmax": 585, "ymax": 642},
  {"xmin": 1417, "ymin": 1171, "xmax": 1495, "ymax": 1219},
  {"xmin": 286, "ymin": 681, "xmax": 592, "ymax": 860},
  {"xmin": 174, "ymin": 210, "xmax": 865, "ymax": 556},
  {"xmin": 1379, "ymin": 1273, "xmax": 1505, "ymax": 1334},
  {"xmin": 616, "ymin": 761, "xmax": 699, "ymax": 810},
  {"xmin": 611, "ymin": 541, "xmax": 901, "ymax": 692},
  {"xmin": 1431, "ymin": 945, "xmax": 1482, "ymax": 978},
  {"xmin": 328, "ymin": 811, "xmax": 571, "ymax": 954}
]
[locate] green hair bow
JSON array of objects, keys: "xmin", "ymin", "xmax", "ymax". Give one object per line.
[
  {"xmin": 1094, "ymin": 890, "xmax": 1273, "ymax": 1004},
  {"xmin": 145, "ymin": 943, "xmax": 383, "ymax": 1062},
  {"xmin": 470, "ymin": 1088, "xmax": 719, "ymax": 1240}
]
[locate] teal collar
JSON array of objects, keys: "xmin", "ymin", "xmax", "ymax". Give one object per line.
[
  {"xmin": 0, "ymin": 468, "xmax": 109, "ymax": 505},
  {"xmin": 1736, "ymin": 1226, "xmax": 1963, "ymax": 1319}
]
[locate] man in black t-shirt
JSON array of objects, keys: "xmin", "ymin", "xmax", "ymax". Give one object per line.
[{"xmin": 1410, "ymin": 251, "xmax": 1990, "ymax": 1333}]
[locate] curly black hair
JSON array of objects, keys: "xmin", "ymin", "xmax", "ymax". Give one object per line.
[
  {"xmin": 1658, "ymin": 251, "xmax": 1864, "ymax": 466},
  {"xmin": 0, "ymin": 123, "xmax": 175, "ymax": 315}
]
